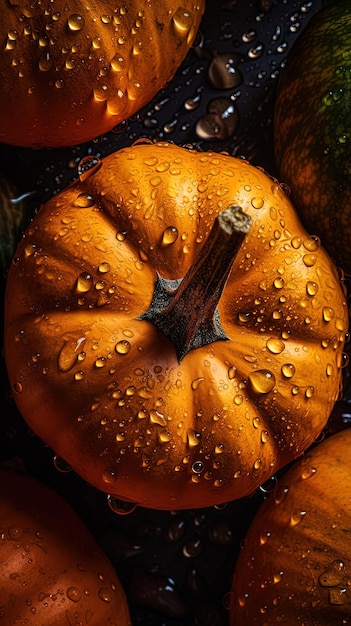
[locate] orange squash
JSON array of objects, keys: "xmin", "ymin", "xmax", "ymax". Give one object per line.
[
  {"xmin": 4, "ymin": 141, "xmax": 349, "ymax": 510},
  {"xmin": 274, "ymin": 2, "xmax": 351, "ymax": 273},
  {"xmin": 230, "ymin": 428, "xmax": 351, "ymax": 625},
  {"xmin": 0, "ymin": 0, "xmax": 204, "ymax": 148},
  {"xmin": 0, "ymin": 468, "xmax": 131, "ymax": 625}
]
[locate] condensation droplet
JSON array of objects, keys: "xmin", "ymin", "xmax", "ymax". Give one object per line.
[
  {"xmin": 281, "ymin": 363, "xmax": 295, "ymax": 378},
  {"xmin": 115, "ymin": 340, "xmax": 131, "ymax": 355},
  {"xmin": 248, "ymin": 369, "xmax": 276, "ymax": 394},
  {"xmin": 266, "ymin": 338, "xmax": 285, "ymax": 354},
  {"xmin": 162, "ymin": 226, "xmax": 179, "ymax": 245},
  {"xmin": 290, "ymin": 509, "xmax": 307, "ymax": 526},
  {"xmin": 74, "ymin": 192, "xmax": 95, "ymax": 208},
  {"xmin": 78, "ymin": 156, "xmax": 102, "ymax": 182},
  {"xmin": 75, "ymin": 272, "xmax": 93, "ymax": 293},
  {"xmin": 67, "ymin": 14, "xmax": 85, "ymax": 31},
  {"xmin": 306, "ymin": 281, "xmax": 319, "ymax": 296},
  {"xmin": 172, "ymin": 7, "xmax": 194, "ymax": 39},
  {"xmin": 66, "ymin": 586, "xmax": 82, "ymax": 602},
  {"xmin": 319, "ymin": 560, "xmax": 345, "ymax": 587},
  {"xmin": 107, "ymin": 495, "xmax": 137, "ymax": 515}
]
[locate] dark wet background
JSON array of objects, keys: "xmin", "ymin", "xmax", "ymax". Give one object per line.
[{"xmin": 2, "ymin": 1, "xmax": 350, "ymax": 625}]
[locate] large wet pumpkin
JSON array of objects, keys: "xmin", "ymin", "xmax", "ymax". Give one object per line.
[
  {"xmin": 4, "ymin": 141, "xmax": 349, "ymax": 510},
  {"xmin": 0, "ymin": 0, "xmax": 204, "ymax": 148},
  {"xmin": 230, "ymin": 427, "xmax": 351, "ymax": 625},
  {"xmin": 274, "ymin": 1, "xmax": 351, "ymax": 273},
  {"xmin": 0, "ymin": 469, "xmax": 131, "ymax": 625}
]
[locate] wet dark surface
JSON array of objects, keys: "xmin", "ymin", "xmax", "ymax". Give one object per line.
[{"xmin": 2, "ymin": 1, "xmax": 351, "ymax": 625}]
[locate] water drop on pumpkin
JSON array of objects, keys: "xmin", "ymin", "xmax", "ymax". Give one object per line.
[
  {"xmin": 78, "ymin": 156, "xmax": 102, "ymax": 182},
  {"xmin": 162, "ymin": 226, "xmax": 178, "ymax": 245},
  {"xmin": 172, "ymin": 7, "xmax": 195, "ymax": 40},
  {"xmin": 115, "ymin": 340, "xmax": 131, "ymax": 355},
  {"xmin": 249, "ymin": 369, "xmax": 276, "ymax": 394},
  {"xmin": 67, "ymin": 14, "xmax": 85, "ymax": 31},
  {"xmin": 66, "ymin": 586, "xmax": 82, "ymax": 602},
  {"xmin": 187, "ymin": 429, "xmax": 201, "ymax": 447},
  {"xmin": 319, "ymin": 560, "xmax": 345, "ymax": 587},
  {"xmin": 75, "ymin": 272, "xmax": 93, "ymax": 293},
  {"xmin": 290, "ymin": 509, "xmax": 306, "ymax": 526},
  {"xmin": 281, "ymin": 363, "xmax": 295, "ymax": 378},
  {"xmin": 57, "ymin": 340, "xmax": 79, "ymax": 372},
  {"xmin": 74, "ymin": 192, "xmax": 95, "ymax": 208},
  {"xmin": 266, "ymin": 338, "xmax": 285, "ymax": 354}
]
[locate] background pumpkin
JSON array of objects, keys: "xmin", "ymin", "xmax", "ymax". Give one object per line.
[
  {"xmin": 229, "ymin": 427, "xmax": 351, "ymax": 625},
  {"xmin": 0, "ymin": 0, "xmax": 205, "ymax": 148},
  {"xmin": 0, "ymin": 468, "xmax": 131, "ymax": 625},
  {"xmin": 4, "ymin": 141, "xmax": 348, "ymax": 511},
  {"xmin": 274, "ymin": 1, "xmax": 351, "ymax": 274}
]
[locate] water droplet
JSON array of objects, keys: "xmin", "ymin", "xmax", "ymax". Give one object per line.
[
  {"xmin": 115, "ymin": 340, "xmax": 131, "ymax": 355},
  {"xmin": 187, "ymin": 429, "xmax": 201, "ymax": 447},
  {"xmin": 303, "ymin": 253, "xmax": 317, "ymax": 267},
  {"xmin": 323, "ymin": 306, "xmax": 335, "ymax": 322},
  {"xmin": 248, "ymin": 369, "xmax": 276, "ymax": 394},
  {"xmin": 78, "ymin": 156, "xmax": 102, "ymax": 182},
  {"xmin": 172, "ymin": 7, "xmax": 195, "ymax": 41},
  {"xmin": 13, "ymin": 382, "xmax": 23, "ymax": 394},
  {"xmin": 281, "ymin": 363, "xmax": 295, "ymax": 378},
  {"xmin": 73, "ymin": 192, "xmax": 95, "ymax": 208},
  {"xmin": 251, "ymin": 196, "xmax": 264, "ymax": 209},
  {"xmin": 66, "ymin": 586, "xmax": 82, "ymax": 602},
  {"xmin": 306, "ymin": 281, "xmax": 319, "ymax": 296},
  {"xmin": 207, "ymin": 52, "xmax": 242, "ymax": 89},
  {"xmin": 192, "ymin": 460, "xmax": 204, "ymax": 474},
  {"xmin": 98, "ymin": 587, "xmax": 112, "ymax": 603},
  {"xmin": 57, "ymin": 339, "xmax": 81, "ymax": 372},
  {"xmin": 191, "ymin": 377, "xmax": 204, "ymax": 390},
  {"xmin": 53, "ymin": 456, "xmax": 72, "ymax": 473},
  {"xmin": 102, "ymin": 467, "xmax": 118, "ymax": 484},
  {"xmin": 319, "ymin": 560, "xmax": 345, "ymax": 587},
  {"xmin": 328, "ymin": 587, "xmax": 347, "ymax": 605},
  {"xmin": 107, "ymin": 495, "xmax": 137, "ymax": 515},
  {"xmin": 38, "ymin": 52, "xmax": 53, "ymax": 71},
  {"xmin": 162, "ymin": 226, "xmax": 178, "ymax": 245},
  {"xmin": 196, "ymin": 98, "xmax": 239, "ymax": 140},
  {"xmin": 75, "ymin": 272, "xmax": 93, "ymax": 293},
  {"xmin": 67, "ymin": 14, "xmax": 85, "ymax": 31},
  {"xmin": 8, "ymin": 526, "xmax": 23, "ymax": 540},
  {"xmin": 290, "ymin": 509, "xmax": 307, "ymax": 526},
  {"xmin": 253, "ymin": 458, "xmax": 262, "ymax": 470},
  {"xmin": 273, "ymin": 277, "xmax": 284, "ymax": 289},
  {"xmin": 266, "ymin": 338, "xmax": 285, "ymax": 354}
]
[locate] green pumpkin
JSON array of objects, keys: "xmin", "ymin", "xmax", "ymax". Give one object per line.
[{"xmin": 274, "ymin": 1, "xmax": 351, "ymax": 274}]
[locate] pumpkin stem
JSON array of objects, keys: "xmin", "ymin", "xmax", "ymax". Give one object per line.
[{"xmin": 140, "ymin": 205, "xmax": 252, "ymax": 361}]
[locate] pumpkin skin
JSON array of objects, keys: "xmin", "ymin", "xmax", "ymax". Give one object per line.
[
  {"xmin": 4, "ymin": 141, "xmax": 349, "ymax": 510},
  {"xmin": 230, "ymin": 428, "xmax": 351, "ymax": 625},
  {"xmin": 0, "ymin": 469, "xmax": 131, "ymax": 626},
  {"xmin": 274, "ymin": 1, "xmax": 351, "ymax": 273},
  {"xmin": 0, "ymin": 0, "xmax": 204, "ymax": 148}
]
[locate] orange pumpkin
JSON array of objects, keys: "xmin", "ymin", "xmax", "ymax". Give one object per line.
[
  {"xmin": 230, "ymin": 427, "xmax": 351, "ymax": 625},
  {"xmin": 0, "ymin": 468, "xmax": 131, "ymax": 625},
  {"xmin": 0, "ymin": 0, "xmax": 204, "ymax": 148},
  {"xmin": 4, "ymin": 141, "xmax": 349, "ymax": 510}
]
